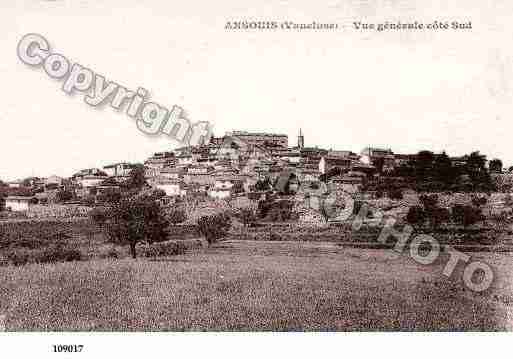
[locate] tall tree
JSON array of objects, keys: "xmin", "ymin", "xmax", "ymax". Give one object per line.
[
  {"xmin": 93, "ymin": 196, "xmax": 169, "ymax": 258},
  {"xmin": 489, "ymin": 158, "xmax": 503, "ymax": 173},
  {"xmin": 125, "ymin": 164, "xmax": 147, "ymax": 190}
]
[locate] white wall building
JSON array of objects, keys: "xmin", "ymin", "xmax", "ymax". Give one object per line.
[{"xmin": 4, "ymin": 196, "xmax": 36, "ymax": 211}]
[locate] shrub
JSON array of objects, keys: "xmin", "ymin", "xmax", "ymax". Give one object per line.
[
  {"xmin": 471, "ymin": 195, "xmax": 488, "ymax": 207},
  {"xmin": 5, "ymin": 245, "xmax": 82, "ymax": 266},
  {"xmin": 419, "ymin": 194, "xmax": 439, "ymax": 211},
  {"xmin": 237, "ymin": 207, "xmax": 257, "ymax": 227},
  {"xmin": 106, "ymin": 247, "xmax": 119, "ymax": 259},
  {"xmin": 140, "ymin": 240, "xmax": 187, "ymax": 258},
  {"xmin": 388, "ymin": 188, "xmax": 404, "ymax": 200},
  {"xmin": 406, "ymin": 206, "xmax": 425, "ymax": 226},
  {"xmin": 37, "ymin": 245, "xmax": 82, "ymax": 263},
  {"xmin": 452, "ymin": 204, "xmax": 482, "ymax": 228},
  {"xmin": 268, "ymin": 232, "xmax": 282, "ymax": 241},
  {"xmin": 430, "ymin": 207, "xmax": 451, "ymax": 229},
  {"xmin": 6, "ymin": 248, "xmax": 31, "ymax": 266},
  {"xmin": 267, "ymin": 202, "xmax": 294, "ymax": 222}
]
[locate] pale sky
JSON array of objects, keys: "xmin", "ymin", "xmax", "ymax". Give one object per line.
[{"xmin": 1, "ymin": 0, "xmax": 513, "ymax": 181}]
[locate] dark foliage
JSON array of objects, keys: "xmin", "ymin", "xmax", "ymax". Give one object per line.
[
  {"xmin": 197, "ymin": 212, "xmax": 232, "ymax": 246},
  {"xmin": 92, "ymin": 196, "xmax": 169, "ymax": 258}
]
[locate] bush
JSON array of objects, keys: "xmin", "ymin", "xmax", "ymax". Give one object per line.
[
  {"xmin": 265, "ymin": 200, "xmax": 294, "ymax": 222},
  {"xmin": 419, "ymin": 194, "xmax": 439, "ymax": 211},
  {"xmin": 140, "ymin": 240, "xmax": 187, "ymax": 258},
  {"xmin": 106, "ymin": 247, "xmax": 119, "ymax": 259},
  {"xmin": 452, "ymin": 204, "xmax": 482, "ymax": 227},
  {"xmin": 37, "ymin": 245, "xmax": 83, "ymax": 263},
  {"xmin": 471, "ymin": 195, "xmax": 488, "ymax": 207},
  {"xmin": 430, "ymin": 207, "xmax": 451, "ymax": 229},
  {"xmin": 388, "ymin": 188, "xmax": 404, "ymax": 200},
  {"xmin": 6, "ymin": 248, "xmax": 31, "ymax": 266},
  {"xmin": 236, "ymin": 207, "xmax": 257, "ymax": 227},
  {"xmin": 268, "ymin": 231, "xmax": 282, "ymax": 241},
  {"xmin": 5, "ymin": 245, "xmax": 82, "ymax": 266},
  {"xmin": 406, "ymin": 206, "xmax": 425, "ymax": 226}
]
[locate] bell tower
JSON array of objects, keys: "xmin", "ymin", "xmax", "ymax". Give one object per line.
[{"xmin": 297, "ymin": 128, "xmax": 304, "ymax": 149}]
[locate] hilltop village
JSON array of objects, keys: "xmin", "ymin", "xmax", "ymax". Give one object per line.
[{"xmin": 0, "ymin": 129, "xmax": 509, "ymax": 213}]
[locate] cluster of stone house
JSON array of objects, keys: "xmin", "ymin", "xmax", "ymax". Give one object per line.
[
  {"xmin": 3, "ymin": 128, "xmax": 488, "ymax": 211},
  {"xmin": 141, "ymin": 130, "xmax": 402, "ymax": 198}
]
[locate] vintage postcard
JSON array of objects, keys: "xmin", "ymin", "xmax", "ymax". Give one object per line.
[{"xmin": 0, "ymin": 0, "xmax": 512, "ymax": 357}]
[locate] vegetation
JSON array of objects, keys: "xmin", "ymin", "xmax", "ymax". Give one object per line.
[
  {"xmin": 257, "ymin": 197, "xmax": 295, "ymax": 222},
  {"xmin": 197, "ymin": 213, "xmax": 232, "ymax": 246},
  {"xmin": 92, "ymin": 196, "xmax": 169, "ymax": 258},
  {"xmin": 406, "ymin": 206, "xmax": 426, "ymax": 228},
  {"xmin": 236, "ymin": 207, "xmax": 257, "ymax": 227},
  {"xmin": 0, "ymin": 240, "xmax": 506, "ymax": 330},
  {"xmin": 254, "ymin": 177, "xmax": 272, "ymax": 192},
  {"xmin": 390, "ymin": 150, "xmax": 496, "ymax": 193},
  {"xmin": 489, "ymin": 158, "xmax": 503, "ymax": 173},
  {"xmin": 124, "ymin": 164, "xmax": 147, "ymax": 190},
  {"xmin": 452, "ymin": 204, "xmax": 482, "ymax": 228},
  {"xmin": 55, "ymin": 189, "xmax": 74, "ymax": 203},
  {"xmin": 167, "ymin": 208, "xmax": 187, "ymax": 225}
]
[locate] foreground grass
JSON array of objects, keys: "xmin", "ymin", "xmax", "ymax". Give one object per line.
[{"xmin": 0, "ymin": 241, "xmax": 510, "ymax": 331}]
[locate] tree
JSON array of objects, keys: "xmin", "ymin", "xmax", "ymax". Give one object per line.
[
  {"xmin": 406, "ymin": 206, "xmax": 426, "ymax": 228},
  {"xmin": 418, "ymin": 194, "xmax": 450, "ymax": 229},
  {"xmin": 467, "ymin": 151, "xmax": 487, "ymax": 175},
  {"xmin": 197, "ymin": 213, "xmax": 232, "ymax": 246},
  {"xmin": 452, "ymin": 204, "xmax": 482, "ymax": 228},
  {"xmin": 489, "ymin": 158, "xmax": 503, "ymax": 173},
  {"xmin": 372, "ymin": 157, "xmax": 385, "ymax": 174},
  {"xmin": 93, "ymin": 196, "xmax": 169, "ymax": 259},
  {"xmin": 415, "ymin": 150, "xmax": 435, "ymax": 179},
  {"xmin": 433, "ymin": 151, "xmax": 458, "ymax": 184},
  {"xmin": 254, "ymin": 177, "xmax": 272, "ymax": 191},
  {"xmin": 125, "ymin": 164, "xmax": 147, "ymax": 190}
]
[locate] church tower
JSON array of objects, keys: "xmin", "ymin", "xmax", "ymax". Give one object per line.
[{"xmin": 297, "ymin": 128, "xmax": 304, "ymax": 149}]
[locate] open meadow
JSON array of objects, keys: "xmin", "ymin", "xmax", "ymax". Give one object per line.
[{"xmin": 1, "ymin": 239, "xmax": 512, "ymax": 331}]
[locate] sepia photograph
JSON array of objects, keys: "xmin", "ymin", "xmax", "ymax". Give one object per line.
[{"xmin": 1, "ymin": 0, "xmax": 513, "ymax": 357}]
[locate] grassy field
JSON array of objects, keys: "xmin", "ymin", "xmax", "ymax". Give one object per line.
[{"xmin": 0, "ymin": 240, "xmax": 512, "ymax": 331}]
